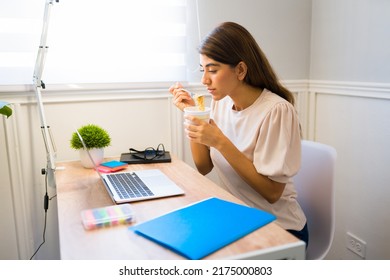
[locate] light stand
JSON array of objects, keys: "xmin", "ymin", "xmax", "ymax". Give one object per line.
[{"xmin": 33, "ymin": 0, "xmax": 59, "ymax": 189}]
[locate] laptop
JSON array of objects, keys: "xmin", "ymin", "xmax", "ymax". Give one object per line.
[{"xmin": 75, "ymin": 130, "xmax": 185, "ymax": 204}]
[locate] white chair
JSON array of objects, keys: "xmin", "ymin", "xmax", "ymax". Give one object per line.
[{"xmin": 293, "ymin": 140, "xmax": 337, "ymax": 260}]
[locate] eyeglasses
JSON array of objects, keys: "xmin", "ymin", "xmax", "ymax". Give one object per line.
[{"xmin": 129, "ymin": 143, "xmax": 165, "ymax": 160}]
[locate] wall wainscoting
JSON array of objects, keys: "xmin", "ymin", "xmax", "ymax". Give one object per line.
[{"xmin": 1, "ymin": 80, "xmax": 389, "ymax": 259}]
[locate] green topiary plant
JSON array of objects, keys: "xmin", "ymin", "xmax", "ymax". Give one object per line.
[
  {"xmin": 70, "ymin": 124, "xmax": 111, "ymax": 150},
  {"xmin": 0, "ymin": 101, "xmax": 12, "ymax": 118}
]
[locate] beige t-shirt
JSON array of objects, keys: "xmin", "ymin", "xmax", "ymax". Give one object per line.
[{"xmin": 210, "ymin": 89, "xmax": 306, "ymax": 231}]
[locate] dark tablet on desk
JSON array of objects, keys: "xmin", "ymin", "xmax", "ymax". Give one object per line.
[{"xmin": 120, "ymin": 151, "xmax": 172, "ymax": 164}]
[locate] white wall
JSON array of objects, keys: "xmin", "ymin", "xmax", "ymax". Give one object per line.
[
  {"xmin": 0, "ymin": 123, "xmax": 19, "ymax": 259},
  {"xmin": 187, "ymin": 0, "xmax": 312, "ymax": 82},
  {"xmin": 310, "ymin": 0, "xmax": 390, "ymax": 259},
  {"xmin": 309, "ymin": 83, "xmax": 390, "ymax": 259},
  {"xmin": 310, "ymin": 0, "xmax": 390, "ymax": 82},
  {"xmin": 2, "ymin": 0, "xmax": 390, "ymax": 260},
  {"xmin": 1, "ymin": 0, "xmax": 313, "ymax": 260}
]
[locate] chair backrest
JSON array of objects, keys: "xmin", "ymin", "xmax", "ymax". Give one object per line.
[{"xmin": 293, "ymin": 140, "xmax": 337, "ymax": 260}]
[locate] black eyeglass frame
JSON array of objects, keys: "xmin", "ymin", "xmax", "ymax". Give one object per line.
[{"xmin": 129, "ymin": 143, "xmax": 165, "ymax": 160}]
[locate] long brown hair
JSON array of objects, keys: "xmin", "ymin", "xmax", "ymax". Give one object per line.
[{"xmin": 198, "ymin": 21, "xmax": 295, "ymax": 106}]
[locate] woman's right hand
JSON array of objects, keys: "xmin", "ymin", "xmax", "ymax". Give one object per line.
[{"xmin": 169, "ymin": 82, "xmax": 195, "ymax": 111}]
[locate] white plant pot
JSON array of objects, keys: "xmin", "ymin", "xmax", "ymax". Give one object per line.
[{"xmin": 79, "ymin": 148, "xmax": 104, "ymax": 168}]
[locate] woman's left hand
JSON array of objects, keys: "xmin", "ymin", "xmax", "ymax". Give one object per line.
[{"xmin": 184, "ymin": 117, "xmax": 224, "ymax": 148}]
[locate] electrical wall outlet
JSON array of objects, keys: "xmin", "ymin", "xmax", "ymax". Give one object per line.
[{"xmin": 346, "ymin": 232, "xmax": 366, "ymax": 258}]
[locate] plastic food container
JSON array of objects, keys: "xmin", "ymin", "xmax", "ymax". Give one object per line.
[{"xmin": 80, "ymin": 204, "xmax": 134, "ymax": 230}]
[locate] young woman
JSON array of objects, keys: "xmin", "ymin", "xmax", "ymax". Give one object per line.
[{"xmin": 169, "ymin": 22, "xmax": 308, "ymax": 245}]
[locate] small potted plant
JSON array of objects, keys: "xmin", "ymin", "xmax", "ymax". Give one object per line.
[
  {"xmin": 70, "ymin": 124, "xmax": 111, "ymax": 168},
  {"xmin": 0, "ymin": 101, "xmax": 12, "ymax": 118}
]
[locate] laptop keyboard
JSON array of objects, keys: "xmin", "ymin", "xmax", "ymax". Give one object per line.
[{"xmin": 106, "ymin": 172, "xmax": 154, "ymax": 199}]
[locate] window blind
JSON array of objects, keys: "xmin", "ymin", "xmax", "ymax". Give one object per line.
[{"xmin": 0, "ymin": 0, "xmax": 188, "ymax": 85}]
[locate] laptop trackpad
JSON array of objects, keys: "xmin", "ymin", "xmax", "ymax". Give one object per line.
[{"xmin": 136, "ymin": 169, "xmax": 177, "ymax": 188}]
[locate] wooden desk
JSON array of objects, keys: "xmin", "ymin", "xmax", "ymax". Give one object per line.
[{"xmin": 56, "ymin": 156, "xmax": 305, "ymax": 260}]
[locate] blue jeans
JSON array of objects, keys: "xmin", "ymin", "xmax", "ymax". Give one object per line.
[{"xmin": 287, "ymin": 223, "xmax": 309, "ymax": 248}]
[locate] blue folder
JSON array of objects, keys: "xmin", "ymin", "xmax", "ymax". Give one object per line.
[{"xmin": 129, "ymin": 197, "xmax": 276, "ymax": 260}]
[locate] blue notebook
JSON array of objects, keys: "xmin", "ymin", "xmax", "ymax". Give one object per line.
[{"xmin": 129, "ymin": 197, "xmax": 276, "ymax": 260}]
